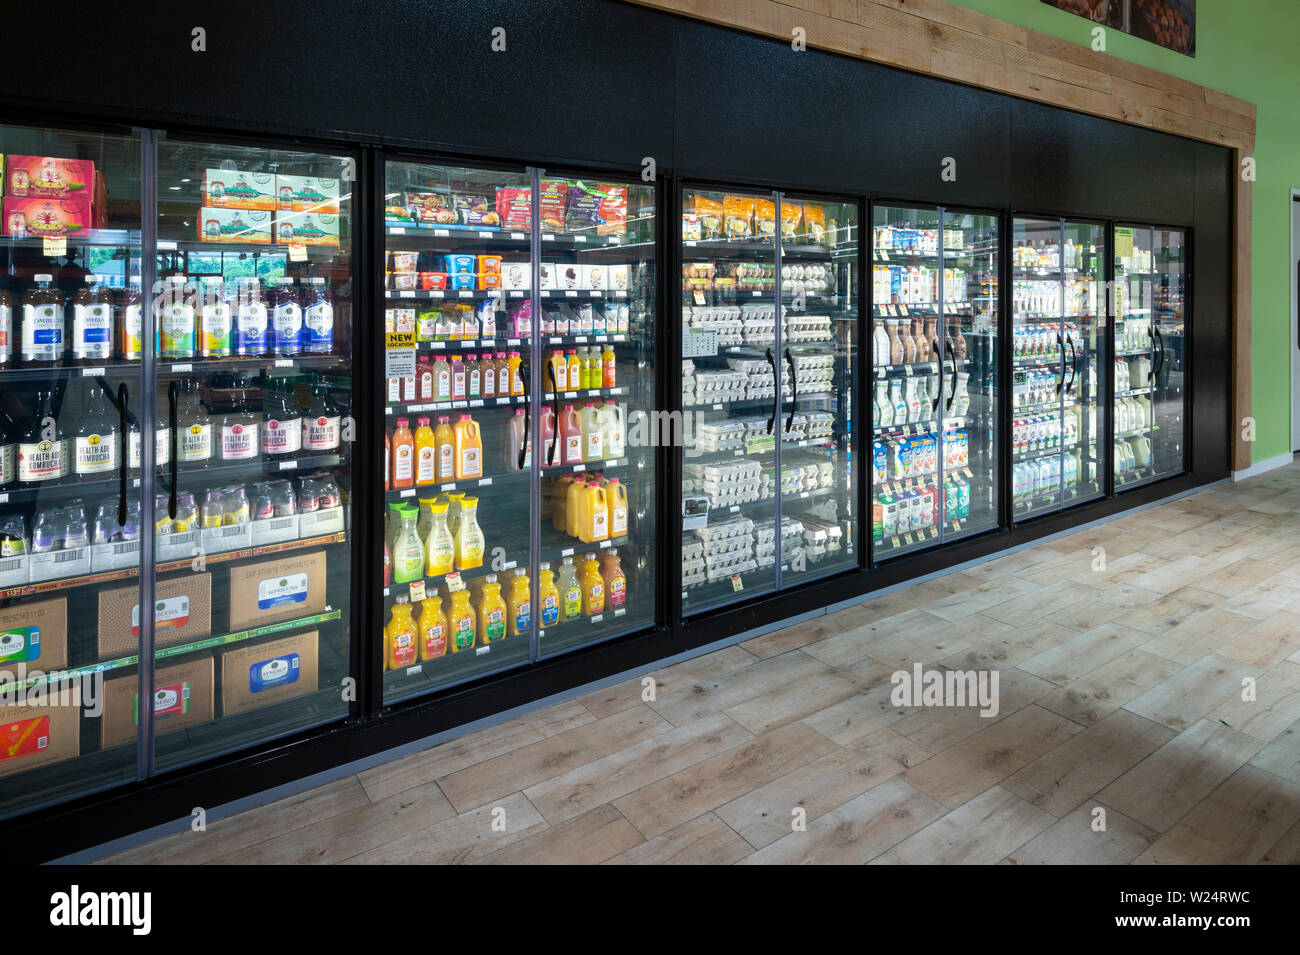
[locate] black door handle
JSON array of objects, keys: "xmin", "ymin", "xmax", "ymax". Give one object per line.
[
  {"xmin": 1055, "ymin": 332, "xmax": 1065, "ymax": 395},
  {"xmin": 783, "ymin": 348, "xmax": 796, "ymax": 434},
  {"xmin": 117, "ymin": 383, "xmax": 129, "ymax": 527},
  {"xmin": 930, "ymin": 338, "xmax": 942, "ymax": 414},
  {"xmin": 1067, "ymin": 333, "xmax": 1078, "ymax": 395},
  {"xmin": 1153, "ymin": 327, "xmax": 1165, "ymax": 382},
  {"xmin": 545, "ymin": 361, "xmax": 558, "ymax": 466},
  {"xmin": 168, "ymin": 381, "xmax": 178, "ymax": 520},
  {"xmin": 765, "ymin": 347, "xmax": 777, "ymax": 435}
]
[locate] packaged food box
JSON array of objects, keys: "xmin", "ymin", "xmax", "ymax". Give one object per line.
[
  {"xmin": 723, "ymin": 196, "xmax": 755, "ymax": 238},
  {"xmin": 443, "ymin": 254, "xmax": 476, "ymax": 275},
  {"xmin": 477, "ymin": 255, "xmax": 503, "ymax": 275},
  {"xmin": 3, "ymin": 198, "xmax": 92, "ymax": 237},
  {"xmin": 275, "ymin": 174, "xmax": 340, "ymax": 214},
  {"xmin": 501, "ymin": 261, "xmax": 531, "ymax": 290},
  {"xmin": 454, "ymin": 193, "xmax": 500, "ymax": 229},
  {"xmin": 753, "ymin": 198, "xmax": 776, "ymax": 239},
  {"xmin": 100, "ymin": 657, "xmax": 215, "ymax": 749},
  {"xmin": 284, "ymin": 212, "xmax": 340, "ymax": 247},
  {"xmin": 0, "ymin": 597, "xmax": 67, "ymax": 672},
  {"xmin": 98, "ymin": 573, "xmax": 213, "ymax": 658},
  {"xmin": 448, "ymin": 273, "xmax": 475, "ymax": 291},
  {"xmin": 564, "ymin": 181, "xmax": 604, "ymax": 235},
  {"xmin": 539, "ymin": 180, "xmax": 568, "ymax": 233},
  {"xmin": 477, "ymin": 271, "xmax": 501, "ymax": 290},
  {"xmin": 538, "ymin": 262, "xmax": 557, "ymax": 290},
  {"xmin": 495, "ymin": 186, "xmax": 531, "ymax": 231},
  {"xmin": 692, "ymin": 194, "xmax": 724, "ymax": 239},
  {"xmin": 203, "ymin": 168, "xmax": 276, "ymax": 210},
  {"xmin": 220, "ymin": 630, "xmax": 319, "ymax": 716},
  {"xmin": 781, "ymin": 203, "xmax": 803, "ymax": 240},
  {"xmin": 5, "ymin": 156, "xmax": 95, "ymax": 200},
  {"xmin": 389, "ymin": 251, "xmax": 419, "ymax": 273},
  {"xmin": 197, "ymin": 207, "xmax": 273, "ymax": 244},
  {"xmin": 557, "ymin": 263, "xmax": 581, "ymax": 290},
  {"xmin": 420, "ymin": 272, "xmax": 448, "ymax": 290},
  {"xmin": 406, "ymin": 191, "xmax": 456, "ymax": 226},
  {"xmin": 596, "ymin": 183, "xmax": 628, "ymax": 236},
  {"xmin": 580, "ymin": 264, "xmax": 607, "ymax": 291},
  {"xmin": 0, "ymin": 697, "xmax": 80, "ymax": 779}
]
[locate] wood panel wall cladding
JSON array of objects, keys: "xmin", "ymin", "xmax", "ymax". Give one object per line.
[{"xmin": 625, "ymin": 0, "xmax": 1256, "ymax": 470}]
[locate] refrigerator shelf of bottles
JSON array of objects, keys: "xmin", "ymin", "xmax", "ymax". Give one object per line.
[
  {"xmin": 542, "ymin": 335, "xmax": 629, "ymax": 346},
  {"xmin": 1013, "ymin": 444, "xmax": 1074, "ymax": 463},
  {"xmin": 386, "ymin": 471, "xmax": 528, "ymax": 502},
  {"xmin": 0, "ymin": 354, "xmax": 347, "ymax": 381},
  {"xmin": 543, "ymin": 387, "xmax": 627, "ymax": 401},
  {"xmin": 1115, "ymin": 386, "xmax": 1154, "ymax": 399},
  {"xmin": 874, "ymin": 418, "xmax": 968, "ymax": 437},
  {"xmin": 384, "ymin": 558, "xmax": 520, "ymax": 599},
  {"xmin": 1014, "ymin": 487, "xmax": 1084, "ymax": 511},
  {"xmin": 172, "ymin": 453, "xmax": 344, "ymax": 482},
  {"xmin": 1116, "ymin": 425, "xmax": 1159, "ymax": 440},
  {"xmin": 546, "ymin": 534, "xmax": 630, "ymax": 564},
  {"xmin": 875, "ymin": 468, "xmax": 973, "ymax": 500},
  {"xmin": 383, "ymin": 634, "xmax": 528, "ymax": 684},
  {"xmin": 0, "ymin": 476, "xmax": 141, "ymax": 507},
  {"xmin": 537, "ymin": 606, "xmax": 631, "ymax": 637},
  {"xmin": 385, "ymin": 396, "xmax": 527, "ymax": 415},
  {"xmin": 0, "ymin": 608, "xmax": 344, "ymax": 692},
  {"xmin": 878, "ymin": 525, "xmax": 948, "ymax": 551},
  {"xmin": 541, "ymin": 457, "xmax": 630, "ymax": 476},
  {"xmin": 0, "ymin": 531, "xmax": 346, "ymax": 601},
  {"xmin": 385, "ymin": 226, "xmax": 632, "ymax": 249},
  {"xmin": 873, "ymin": 361, "xmax": 973, "ymax": 377}
]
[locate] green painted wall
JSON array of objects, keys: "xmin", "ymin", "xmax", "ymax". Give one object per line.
[{"xmin": 949, "ymin": 0, "xmax": 1300, "ymax": 464}]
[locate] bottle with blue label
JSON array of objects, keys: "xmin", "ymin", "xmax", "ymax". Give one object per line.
[
  {"xmin": 270, "ymin": 277, "xmax": 303, "ymax": 356},
  {"xmin": 301, "ymin": 277, "xmax": 334, "ymax": 354},
  {"xmin": 20, "ymin": 274, "xmax": 65, "ymax": 366},
  {"xmin": 71, "ymin": 275, "xmax": 114, "ymax": 364},
  {"xmin": 234, "ymin": 278, "xmax": 268, "ymax": 356}
]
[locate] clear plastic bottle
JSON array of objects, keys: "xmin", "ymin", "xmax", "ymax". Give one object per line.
[
  {"xmin": 301, "ymin": 277, "xmax": 334, "ymax": 354},
  {"xmin": 556, "ymin": 555, "xmax": 581, "ymax": 623},
  {"xmin": 71, "ymin": 274, "xmax": 114, "ymax": 364},
  {"xmin": 270, "ymin": 277, "xmax": 303, "ymax": 357},
  {"xmin": 158, "ymin": 275, "xmax": 197, "ymax": 359},
  {"xmin": 21, "ymin": 274, "xmax": 65, "ymax": 366},
  {"xmin": 234, "ymin": 278, "xmax": 269, "ymax": 356},
  {"xmin": 73, "ymin": 382, "xmax": 119, "ymax": 478}
]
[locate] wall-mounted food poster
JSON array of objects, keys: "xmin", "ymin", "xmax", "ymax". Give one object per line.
[{"xmin": 1042, "ymin": 0, "xmax": 1195, "ymax": 57}]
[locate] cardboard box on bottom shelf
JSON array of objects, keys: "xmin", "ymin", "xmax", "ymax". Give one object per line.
[
  {"xmin": 0, "ymin": 694, "xmax": 80, "ymax": 779},
  {"xmin": 100, "ymin": 657, "xmax": 214, "ymax": 749},
  {"xmin": 227, "ymin": 551, "xmax": 327, "ymax": 631},
  {"xmin": 98, "ymin": 572, "xmax": 213, "ymax": 659},
  {"xmin": 220, "ymin": 630, "xmax": 318, "ymax": 716},
  {"xmin": 0, "ymin": 597, "xmax": 68, "ymax": 673}
]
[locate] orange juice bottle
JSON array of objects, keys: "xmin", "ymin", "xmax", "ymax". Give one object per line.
[
  {"xmin": 602, "ymin": 344, "xmax": 616, "ymax": 388},
  {"xmin": 447, "ymin": 588, "xmax": 476, "ymax": 653},
  {"xmin": 548, "ymin": 349, "xmax": 568, "ymax": 392},
  {"xmin": 478, "ymin": 574, "xmax": 507, "ymax": 643},
  {"xmin": 579, "ymin": 480, "xmax": 609, "ymax": 543},
  {"xmin": 538, "ymin": 561, "xmax": 560, "ymax": 628},
  {"xmin": 385, "ymin": 596, "xmax": 418, "ymax": 671},
  {"xmin": 606, "ymin": 477, "xmax": 629, "ymax": 536},
  {"xmin": 453, "ymin": 413, "xmax": 482, "ymax": 480},
  {"xmin": 433, "ymin": 415, "xmax": 455, "ymax": 481},
  {"xmin": 414, "ymin": 416, "xmax": 436, "ymax": 486},
  {"xmin": 509, "ymin": 351, "xmax": 524, "ymax": 395},
  {"xmin": 601, "ymin": 549, "xmax": 627, "ymax": 611},
  {"xmin": 579, "ymin": 552, "xmax": 605, "ymax": 617},
  {"xmin": 565, "ymin": 476, "xmax": 588, "ymax": 538},
  {"xmin": 557, "ymin": 556, "xmax": 582, "ymax": 623},
  {"xmin": 391, "ymin": 417, "xmax": 414, "ymax": 489},
  {"xmin": 566, "ymin": 349, "xmax": 581, "ymax": 391},
  {"xmin": 423, "ymin": 500, "xmax": 455, "ymax": 576},
  {"xmin": 454, "ymin": 494, "xmax": 485, "ymax": 569},
  {"xmin": 418, "ymin": 590, "xmax": 448, "ymax": 660},
  {"xmin": 507, "ymin": 567, "xmax": 530, "ymax": 637}
]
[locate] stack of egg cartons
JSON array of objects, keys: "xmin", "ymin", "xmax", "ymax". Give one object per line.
[
  {"xmin": 682, "ymin": 359, "xmax": 697, "ymax": 407},
  {"xmin": 685, "ymin": 460, "xmax": 762, "ymax": 508},
  {"xmin": 694, "ymin": 419, "xmax": 746, "ymax": 452},
  {"xmin": 791, "ymin": 354, "xmax": 834, "ymax": 392},
  {"xmin": 784, "ymin": 313, "xmax": 833, "ymax": 342},
  {"xmin": 781, "ymin": 262, "xmax": 832, "ymax": 296},
  {"xmin": 684, "ymin": 304, "xmax": 742, "ymax": 346},
  {"xmin": 696, "ymin": 517, "xmax": 756, "ymax": 582},
  {"xmin": 682, "ymin": 538, "xmax": 706, "ymax": 588},
  {"xmin": 727, "ymin": 357, "xmax": 774, "ymax": 401},
  {"xmin": 740, "ymin": 302, "xmax": 777, "ymax": 345},
  {"xmin": 800, "ymin": 411, "xmax": 834, "ymax": 441},
  {"xmin": 692, "ymin": 368, "xmax": 747, "ymax": 405},
  {"xmin": 800, "ymin": 518, "xmax": 843, "ymax": 563}
]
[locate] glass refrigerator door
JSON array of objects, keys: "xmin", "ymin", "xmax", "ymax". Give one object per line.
[
  {"xmin": 1151, "ymin": 228, "xmax": 1186, "ymax": 479},
  {"xmin": 537, "ymin": 174, "xmax": 655, "ymax": 658},
  {"xmin": 871, "ymin": 205, "xmax": 957, "ymax": 556},
  {"xmin": 680, "ymin": 186, "xmax": 778, "ymax": 613},
  {"xmin": 942, "ymin": 210, "xmax": 1000, "ymax": 541},
  {"xmin": 778, "ymin": 194, "xmax": 857, "ymax": 584},
  {"xmin": 1064, "ymin": 221, "xmax": 1106, "ymax": 504},
  {"xmin": 150, "ymin": 136, "xmax": 354, "ymax": 768},
  {"xmin": 0, "ymin": 123, "xmax": 144, "ymax": 817},
  {"xmin": 1114, "ymin": 225, "xmax": 1163, "ymax": 488},
  {"xmin": 380, "ymin": 161, "xmax": 532, "ymax": 702}
]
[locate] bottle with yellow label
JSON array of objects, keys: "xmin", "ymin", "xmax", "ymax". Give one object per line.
[
  {"xmin": 391, "ymin": 505, "xmax": 425, "ymax": 584},
  {"xmin": 557, "ymin": 555, "xmax": 582, "ymax": 623},
  {"xmin": 385, "ymin": 595, "xmax": 419, "ymax": 671},
  {"xmin": 538, "ymin": 561, "xmax": 560, "ymax": 629},
  {"xmin": 579, "ymin": 552, "xmax": 605, "ymax": 616},
  {"xmin": 454, "ymin": 494, "xmax": 485, "ymax": 570},
  {"xmin": 418, "ymin": 590, "xmax": 447, "ymax": 660},
  {"xmin": 423, "ymin": 499, "xmax": 455, "ymax": 576},
  {"xmin": 447, "ymin": 588, "xmax": 476, "ymax": 653},
  {"xmin": 478, "ymin": 574, "xmax": 507, "ymax": 643},
  {"xmin": 507, "ymin": 567, "xmax": 530, "ymax": 637}
]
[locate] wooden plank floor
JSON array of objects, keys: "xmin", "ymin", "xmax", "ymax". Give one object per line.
[{"xmin": 102, "ymin": 465, "xmax": 1300, "ymax": 864}]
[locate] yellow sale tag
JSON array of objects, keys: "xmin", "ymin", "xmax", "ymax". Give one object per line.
[
  {"xmin": 446, "ymin": 572, "xmax": 465, "ymax": 592},
  {"xmin": 409, "ymin": 580, "xmax": 426, "ymax": 602},
  {"xmin": 731, "ymin": 574, "xmax": 743, "ymax": 592},
  {"xmin": 289, "ymin": 243, "xmax": 308, "ymax": 262},
  {"xmin": 43, "ymin": 237, "xmax": 67, "ymax": 257}
]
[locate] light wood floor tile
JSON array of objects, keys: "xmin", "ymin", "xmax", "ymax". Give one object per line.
[
  {"xmin": 1260, "ymin": 819, "xmax": 1300, "ymax": 863},
  {"xmin": 1003, "ymin": 709, "xmax": 1176, "ymax": 816},
  {"xmin": 1247, "ymin": 718, "xmax": 1300, "ymax": 784},
  {"xmin": 1097, "ymin": 719, "xmax": 1266, "ymax": 832},
  {"xmin": 1019, "ymin": 622, "xmax": 1155, "ymax": 686},
  {"xmin": 740, "ymin": 777, "xmax": 946, "ymax": 865},
  {"xmin": 1036, "ymin": 649, "xmax": 1183, "ymax": 726},
  {"xmin": 904, "ymin": 704, "xmax": 1082, "ymax": 808},
  {"xmin": 1140, "ymin": 608, "xmax": 1261, "ymax": 665},
  {"xmin": 891, "ymin": 666, "xmax": 1056, "ymax": 753},
  {"xmin": 1123, "ymin": 653, "xmax": 1257, "ymax": 732},
  {"xmin": 723, "ymin": 667, "xmax": 864, "ymax": 735},
  {"xmin": 340, "ymin": 791, "xmax": 547, "ymax": 864},
  {"xmin": 647, "ymin": 649, "xmax": 828, "ymax": 727},
  {"xmin": 936, "ymin": 621, "xmax": 1080, "ymax": 672},
  {"xmin": 1118, "ymin": 586, "xmax": 1222, "ymax": 636},
  {"xmin": 715, "ymin": 727, "xmax": 929, "ymax": 849},
  {"xmin": 873, "ymin": 786, "xmax": 1056, "ymax": 865},
  {"xmin": 474, "ymin": 804, "xmax": 643, "ymax": 865},
  {"xmin": 601, "ymin": 813, "xmax": 754, "ymax": 865},
  {"xmin": 1133, "ymin": 765, "xmax": 1300, "ymax": 864},
  {"xmin": 576, "ymin": 645, "xmax": 759, "ymax": 719},
  {"xmin": 1218, "ymin": 610, "xmax": 1300, "ymax": 668},
  {"xmin": 1007, "ymin": 802, "xmax": 1159, "ymax": 865},
  {"xmin": 798, "ymin": 661, "xmax": 917, "ymax": 745},
  {"xmin": 1209, "ymin": 661, "xmax": 1300, "ymax": 741}
]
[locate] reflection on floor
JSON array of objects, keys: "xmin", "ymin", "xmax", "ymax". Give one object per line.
[{"xmin": 102, "ymin": 464, "xmax": 1300, "ymax": 864}]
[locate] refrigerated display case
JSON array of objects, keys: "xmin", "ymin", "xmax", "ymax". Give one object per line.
[
  {"xmin": 1114, "ymin": 225, "xmax": 1186, "ymax": 487},
  {"xmin": 871, "ymin": 205, "xmax": 999, "ymax": 558},
  {"xmin": 0, "ymin": 122, "xmax": 145, "ymax": 817},
  {"xmin": 1011, "ymin": 217, "xmax": 1107, "ymax": 517},
  {"xmin": 679, "ymin": 186, "xmax": 858, "ymax": 615},
  {"xmin": 379, "ymin": 162, "xmax": 656, "ymax": 703}
]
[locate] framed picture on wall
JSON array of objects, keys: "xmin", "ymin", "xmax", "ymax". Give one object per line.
[{"xmin": 1042, "ymin": 0, "xmax": 1196, "ymax": 57}]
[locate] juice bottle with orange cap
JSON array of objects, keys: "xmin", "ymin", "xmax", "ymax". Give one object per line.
[
  {"xmin": 391, "ymin": 417, "xmax": 414, "ymax": 489},
  {"xmin": 447, "ymin": 588, "xmax": 476, "ymax": 653},
  {"xmin": 418, "ymin": 590, "xmax": 447, "ymax": 660},
  {"xmin": 384, "ymin": 596, "xmax": 418, "ymax": 671},
  {"xmin": 453, "ymin": 413, "xmax": 482, "ymax": 480},
  {"xmin": 477, "ymin": 574, "xmax": 507, "ymax": 643},
  {"xmin": 579, "ymin": 552, "xmax": 605, "ymax": 617},
  {"xmin": 434, "ymin": 415, "xmax": 455, "ymax": 481},
  {"xmin": 414, "ymin": 416, "xmax": 436, "ymax": 486},
  {"xmin": 507, "ymin": 567, "xmax": 530, "ymax": 637}
]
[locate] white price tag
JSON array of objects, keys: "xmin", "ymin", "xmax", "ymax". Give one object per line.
[
  {"xmin": 458, "ymin": 290, "xmax": 472, "ymax": 298},
  {"xmin": 511, "ymin": 232, "xmax": 526, "ymax": 240},
  {"xmin": 434, "ymin": 229, "xmax": 450, "ymax": 237},
  {"xmin": 81, "ymin": 367, "xmax": 106, "ymax": 377},
  {"xmin": 171, "ymin": 363, "xmax": 192, "ymax": 373},
  {"xmin": 289, "ymin": 243, "xmax": 308, "ymax": 262},
  {"xmin": 279, "ymin": 461, "xmax": 298, "ymax": 470},
  {"xmin": 43, "ymin": 237, "xmax": 67, "ymax": 257}
]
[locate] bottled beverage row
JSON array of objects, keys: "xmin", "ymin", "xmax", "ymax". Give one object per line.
[
  {"xmin": 871, "ymin": 430, "xmax": 971, "ymax": 484},
  {"xmin": 1011, "ymin": 239, "xmax": 1100, "ymax": 272},
  {"xmin": 387, "ymin": 351, "xmax": 525, "ymax": 405},
  {"xmin": 873, "ymin": 375, "xmax": 972, "ymax": 430},
  {"xmin": 871, "ymin": 474, "xmax": 975, "ymax": 542},
  {"xmin": 1013, "ymin": 410, "xmax": 1087, "ymax": 456},
  {"xmin": 871, "ymin": 318, "xmax": 969, "ymax": 366},
  {"xmin": 383, "ymin": 550, "xmax": 630, "ymax": 670},
  {"xmin": 1010, "ymin": 280, "xmax": 1100, "ymax": 318},
  {"xmin": 0, "ymin": 377, "xmax": 346, "ymax": 488},
  {"xmin": 1012, "ymin": 322, "xmax": 1085, "ymax": 361},
  {"xmin": 385, "ymin": 299, "xmax": 632, "ymax": 340},
  {"xmin": 871, "ymin": 266, "xmax": 973, "ymax": 305},
  {"xmin": 1013, "ymin": 365, "xmax": 1097, "ymax": 409},
  {"xmin": 0, "ymin": 273, "xmax": 337, "ymax": 367},
  {"xmin": 1012, "ymin": 453, "xmax": 1089, "ymax": 505}
]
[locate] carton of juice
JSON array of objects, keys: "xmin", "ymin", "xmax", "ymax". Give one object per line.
[
  {"xmin": 6, "ymin": 156, "xmax": 95, "ymax": 199},
  {"xmin": 3, "ymin": 197, "xmax": 92, "ymax": 236},
  {"xmin": 203, "ymin": 169, "xmax": 276, "ymax": 210}
]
